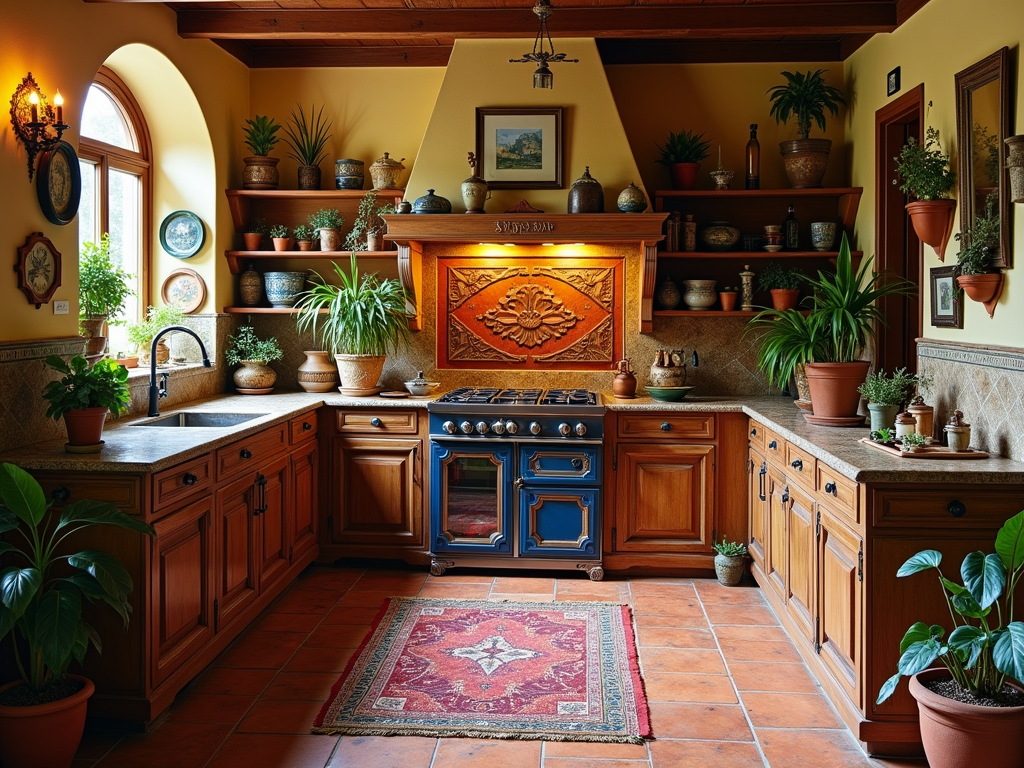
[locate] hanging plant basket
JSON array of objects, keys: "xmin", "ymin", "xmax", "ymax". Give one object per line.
[
  {"xmin": 956, "ymin": 272, "xmax": 1003, "ymax": 317},
  {"xmin": 906, "ymin": 199, "xmax": 956, "ymax": 259}
]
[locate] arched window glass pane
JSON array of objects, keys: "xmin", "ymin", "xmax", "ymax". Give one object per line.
[{"xmin": 81, "ymin": 85, "xmax": 135, "ymax": 150}]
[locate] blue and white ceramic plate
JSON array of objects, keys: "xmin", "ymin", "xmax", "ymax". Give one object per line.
[{"xmin": 159, "ymin": 210, "xmax": 205, "ymax": 259}]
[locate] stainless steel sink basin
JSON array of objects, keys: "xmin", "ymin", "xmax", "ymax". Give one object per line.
[{"xmin": 131, "ymin": 412, "xmax": 267, "ymax": 428}]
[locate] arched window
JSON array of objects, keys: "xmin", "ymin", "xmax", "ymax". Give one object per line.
[{"xmin": 78, "ymin": 67, "xmax": 151, "ymax": 349}]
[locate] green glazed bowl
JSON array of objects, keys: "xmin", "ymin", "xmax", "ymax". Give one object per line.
[{"xmin": 645, "ymin": 386, "xmax": 696, "ymax": 402}]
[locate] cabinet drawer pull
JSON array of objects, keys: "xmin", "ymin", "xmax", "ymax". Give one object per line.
[
  {"xmin": 370, "ymin": 417, "xmax": 383, "ymax": 428},
  {"xmin": 571, "ymin": 458, "xmax": 584, "ymax": 470},
  {"xmin": 758, "ymin": 462, "xmax": 767, "ymax": 502},
  {"xmin": 240, "ymin": 448, "xmax": 252, "ymax": 460},
  {"xmin": 182, "ymin": 472, "xmax": 198, "ymax": 486},
  {"xmin": 791, "ymin": 458, "xmax": 803, "ymax": 471},
  {"xmin": 302, "ymin": 421, "xmax": 313, "ymax": 431},
  {"xmin": 750, "ymin": 428, "xmax": 757, "ymax": 437},
  {"xmin": 824, "ymin": 481, "xmax": 837, "ymax": 496},
  {"xmin": 660, "ymin": 422, "xmax": 672, "ymax": 432},
  {"xmin": 781, "ymin": 488, "xmax": 790, "ymax": 504},
  {"xmin": 948, "ymin": 500, "xmax": 967, "ymax": 518},
  {"xmin": 51, "ymin": 486, "xmax": 71, "ymax": 502},
  {"xmin": 768, "ymin": 440, "xmax": 778, "ymax": 450}
]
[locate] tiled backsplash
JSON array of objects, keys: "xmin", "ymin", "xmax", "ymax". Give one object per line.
[{"xmin": 918, "ymin": 339, "xmax": 1024, "ymax": 461}]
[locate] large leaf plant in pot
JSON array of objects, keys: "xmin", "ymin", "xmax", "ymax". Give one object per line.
[
  {"xmin": 41, "ymin": 355, "xmax": 131, "ymax": 450},
  {"xmin": 0, "ymin": 462, "xmax": 155, "ymax": 768},
  {"xmin": 293, "ymin": 255, "xmax": 410, "ymax": 394},
  {"xmin": 894, "ymin": 126, "xmax": 958, "ymax": 258},
  {"xmin": 767, "ymin": 68, "xmax": 846, "ymax": 188}
]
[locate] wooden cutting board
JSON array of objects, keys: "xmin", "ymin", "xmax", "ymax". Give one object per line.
[{"xmin": 859, "ymin": 437, "xmax": 989, "ymax": 459}]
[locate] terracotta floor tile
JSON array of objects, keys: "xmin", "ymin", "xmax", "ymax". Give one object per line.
[
  {"xmin": 217, "ymin": 630, "xmax": 307, "ymax": 669},
  {"xmin": 630, "ymin": 599, "xmax": 707, "ymax": 625},
  {"xmin": 628, "ymin": 583, "xmax": 698, "ymax": 600},
  {"xmin": 634, "ymin": 613, "xmax": 711, "ymax": 630},
  {"xmin": 713, "ymin": 624, "xmax": 791, "ymax": 644},
  {"xmin": 74, "ymin": 729, "xmax": 124, "ymax": 761},
  {"xmin": 757, "ymin": 727, "xmax": 876, "ymax": 768},
  {"xmin": 640, "ymin": 647, "xmax": 728, "ymax": 675},
  {"xmin": 423, "ymin": 572, "xmax": 496, "ymax": 583},
  {"xmin": 349, "ymin": 572, "xmax": 428, "ymax": 593},
  {"xmin": 303, "ymin": 623, "xmax": 373, "ymax": 649},
  {"xmin": 262, "ymin": 671, "xmax": 340, "ymax": 701},
  {"xmin": 648, "ymin": 701, "xmax": 753, "ymax": 741},
  {"xmin": 283, "ymin": 646, "xmax": 355, "ymax": 674},
  {"xmin": 542, "ymin": 740, "xmax": 649, "ymax": 759},
  {"xmin": 92, "ymin": 722, "xmax": 232, "ymax": 768},
  {"xmin": 271, "ymin": 588, "xmax": 343, "ymax": 615},
  {"xmin": 643, "ymin": 672, "xmax": 738, "ymax": 704},
  {"xmin": 544, "ymin": 759, "xmax": 649, "ymax": 768},
  {"xmin": 693, "ymin": 581, "xmax": 766, "ymax": 605},
  {"xmin": 326, "ymin": 735, "xmax": 438, "ymax": 768},
  {"xmin": 290, "ymin": 566, "xmax": 362, "ymax": 591},
  {"xmin": 489, "ymin": 592, "xmax": 554, "ymax": 602},
  {"xmin": 417, "ymin": 583, "xmax": 494, "ymax": 599},
  {"xmin": 703, "ymin": 603, "xmax": 780, "ymax": 626},
  {"xmin": 649, "ymin": 738, "xmax": 763, "ymax": 768},
  {"xmin": 493, "ymin": 576, "xmax": 555, "ymax": 593},
  {"xmin": 728, "ymin": 661, "xmax": 820, "ymax": 693},
  {"xmin": 742, "ymin": 691, "xmax": 843, "ymax": 729},
  {"xmin": 321, "ymin": 604, "xmax": 386, "ymax": 625},
  {"xmin": 719, "ymin": 639, "xmax": 803, "ymax": 663},
  {"xmin": 164, "ymin": 691, "xmax": 257, "ymax": 724},
  {"xmin": 254, "ymin": 611, "xmax": 324, "ymax": 633},
  {"xmin": 187, "ymin": 666, "xmax": 277, "ymax": 696},
  {"xmin": 206, "ymin": 732, "xmax": 338, "ymax": 768},
  {"xmin": 554, "ymin": 581, "xmax": 629, "ymax": 601},
  {"xmin": 236, "ymin": 698, "xmax": 326, "ymax": 734},
  {"xmin": 336, "ymin": 589, "xmax": 395, "ymax": 608},
  {"xmin": 636, "ymin": 626, "xmax": 717, "ymax": 649},
  {"xmin": 432, "ymin": 737, "xmax": 542, "ymax": 768}
]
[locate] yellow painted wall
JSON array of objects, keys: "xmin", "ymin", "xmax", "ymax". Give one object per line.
[
  {"xmin": 845, "ymin": 0, "xmax": 1023, "ymax": 346},
  {"xmin": 0, "ymin": 0, "xmax": 247, "ymax": 342}
]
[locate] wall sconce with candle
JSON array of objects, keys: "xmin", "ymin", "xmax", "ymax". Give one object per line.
[{"xmin": 9, "ymin": 72, "xmax": 69, "ymax": 181}]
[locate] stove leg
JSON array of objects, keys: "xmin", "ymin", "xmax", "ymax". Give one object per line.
[
  {"xmin": 430, "ymin": 558, "xmax": 454, "ymax": 577},
  {"xmin": 587, "ymin": 565, "xmax": 605, "ymax": 582}
]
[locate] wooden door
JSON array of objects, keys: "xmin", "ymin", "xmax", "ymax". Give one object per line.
[
  {"xmin": 765, "ymin": 466, "xmax": 788, "ymax": 599},
  {"xmin": 613, "ymin": 443, "xmax": 715, "ymax": 553},
  {"xmin": 150, "ymin": 495, "xmax": 214, "ymax": 687},
  {"xmin": 331, "ymin": 437, "xmax": 423, "ymax": 547},
  {"xmin": 786, "ymin": 480, "xmax": 816, "ymax": 644},
  {"xmin": 747, "ymin": 447, "xmax": 768, "ymax": 572},
  {"xmin": 290, "ymin": 439, "xmax": 319, "ymax": 563},
  {"xmin": 257, "ymin": 454, "xmax": 290, "ymax": 594},
  {"xmin": 214, "ymin": 471, "xmax": 258, "ymax": 631},
  {"xmin": 817, "ymin": 505, "xmax": 863, "ymax": 704}
]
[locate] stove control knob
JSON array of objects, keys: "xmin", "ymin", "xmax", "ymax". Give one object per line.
[
  {"xmin": 529, "ymin": 421, "xmax": 542, "ymax": 436},
  {"xmin": 442, "ymin": 420, "xmax": 457, "ymax": 435},
  {"xmin": 476, "ymin": 421, "xmax": 489, "ymax": 435},
  {"xmin": 460, "ymin": 420, "xmax": 474, "ymax": 435},
  {"xmin": 505, "ymin": 420, "xmax": 519, "ymax": 435},
  {"xmin": 558, "ymin": 422, "xmax": 572, "ymax": 436},
  {"xmin": 574, "ymin": 423, "xmax": 588, "ymax": 437},
  {"xmin": 490, "ymin": 420, "xmax": 506, "ymax": 435}
]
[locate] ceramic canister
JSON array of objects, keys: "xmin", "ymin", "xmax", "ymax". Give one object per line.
[
  {"xmin": 369, "ymin": 152, "xmax": 406, "ymax": 190},
  {"xmin": 616, "ymin": 182, "xmax": 648, "ymax": 213},
  {"xmin": 263, "ymin": 271, "xmax": 307, "ymax": 308},
  {"xmin": 335, "ymin": 158, "xmax": 364, "ymax": 189},
  {"xmin": 567, "ymin": 167, "xmax": 604, "ymax": 213},
  {"xmin": 412, "ymin": 189, "xmax": 452, "ymax": 214}
]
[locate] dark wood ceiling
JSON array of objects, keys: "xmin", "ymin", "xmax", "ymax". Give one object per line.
[{"xmin": 86, "ymin": 0, "xmax": 932, "ymax": 68}]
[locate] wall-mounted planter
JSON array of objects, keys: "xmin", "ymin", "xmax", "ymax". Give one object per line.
[
  {"xmin": 1006, "ymin": 134, "xmax": 1024, "ymax": 203},
  {"xmin": 906, "ymin": 199, "xmax": 957, "ymax": 259},
  {"xmin": 956, "ymin": 272, "xmax": 1003, "ymax": 317}
]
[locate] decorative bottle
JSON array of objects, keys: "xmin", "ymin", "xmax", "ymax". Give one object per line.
[
  {"xmin": 239, "ymin": 262, "xmax": 262, "ymax": 306},
  {"xmin": 461, "ymin": 151, "xmax": 489, "ymax": 214},
  {"xmin": 782, "ymin": 205, "xmax": 799, "ymax": 250},
  {"xmin": 682, "ymin": 214, "xmax": 697, "ymax": 252},
  {"xmin": 745, "ymin": 124, "xmax": 760, "ymax": 190}
]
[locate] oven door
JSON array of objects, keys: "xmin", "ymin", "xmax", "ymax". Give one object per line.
[
  {"xmin": 429, "ymin": 440, "xmax": 514, "ymax": 555},
  {"xmin": 519, "ymin": 486, "xmax": 600, "ymax": 559}
]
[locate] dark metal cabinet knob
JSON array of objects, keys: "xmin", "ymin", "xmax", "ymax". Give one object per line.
[
  {"xmin": 824, "ymin": 481, "xmax": 837, "ymax": 496},
  {"xmin": 791, "ymin": 459, "xmax": 803, "ymax": 471},
  {"xmin": 571, "ymin": 458, "xmax": 584, "ymax": 470},
  {"xmin": 769, "ymin": 440, "xmax": 778, "ymax": 450},
  {"xmin": 371, "ymin": 417, "xmax": 383, "ymax": 428},
  {"xmin": 182, "ymin": 473, "xmax": 198, "ymax": 486},
  {"xmin": 240, "ymin": 448, "xmax": 252, "ymax": 460},
  {"xmin": 302, "ymin": 421, "xmax": 313, "ymax": 431},
  {"xmin": 948, "ymin": 500, "xmax": 967, "ymax": 518},
  {"xmin": 750, "ymin": 428, "xmax": 757, "ymax": 437},
  {"xmin": 661, "ymin": 422, "xmax": 672, "ymax": 432},
  {"xmin": 781, "ymin": 488, "xmax": 790, "ymax": 504},
  {"xmin": 51, "ymin": 486, "xmax": 71, "ymax": 502}
]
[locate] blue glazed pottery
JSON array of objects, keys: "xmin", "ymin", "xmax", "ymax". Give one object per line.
[{"xmin": 263, "ymin": 271, "xmax": 307, "ymax": 308}]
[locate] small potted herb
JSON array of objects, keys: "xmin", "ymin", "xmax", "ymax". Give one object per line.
[
  {"xmin": 270, "ymin": 224, "xmax": 293, "ymax": 252},
  {"xmin": 242, "ymin": 216, "xmax": 268, "ymax": 251},
  {"xmin": 126, "ymin": 305, "xmax": 186, "ymax": 364},
  {"xmin": 869, "ymin": 427, "xmax": 895, "ymax": 444},
  {"xmin": 308, "ymin": 208, "xmax": 344, "ymax": 252},
  {"xmin": 241, "ymin": 115, "xmax": 282, "ymax": 190},
  {"xmin": 78, "ymin": 233, "xmax": 135, "ymax": 358},
  {"xmin": 712, "ymin": 537, "xmax": 749, "ymax": 586},
  {"xmin": 757, "ymin": 262, "xmax": 804, "ymax": 310},
  {"xmin": 293, "ymin": 223, "xmax": 314, "ymax": 251},
  {"xmin": 41, "ymin": 355, "xmax": 131, "ymax": 448},
  {"xmin": 857, "ymin": 367, "xmax": 922, "ymax": 433},
  {"xmin": 225, "ymin": 325, "xmax": 284, "ymax": 394},
  {"xmin": 955, "ymin": 212, "xmax": 1003, "ymax": 316},
  {"xmin": 656, "ymin": 129, "xmax": 712, "ymax": 190},
  {"xmin": 898, "ymin": 432, "xmax": 927, "ymax": 453},
  {"xmin": 718, "ymin": 285, "xmax": 739, "ymax": 312},
  {"xmin": 895, "ymin": 127, "xmax": 957, "ymax": 257}
]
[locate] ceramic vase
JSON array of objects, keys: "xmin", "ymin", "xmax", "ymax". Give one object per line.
[
  {"xmin": 297, "ymin": 351, "xmax": 340, "ymax": 393},
  {"xmin": 683, "ymin": 279, "xmax": 717, "ymax": 310},
  {"xmin": 242, "ymin": 156, "xmax": 280, "ymax": 190},
  {"xmin": 369, "ymin": 152, "xmax": 405, "ymax": 190},
  {"xmin": 779, "ymin": 138, "xmax": 831, "ymax": 188},
  {"xmin": 335, "ymin": 159, "xmax": 365, "ymax": 190},
  {"xmin": 656, "ymin": 277, "xmax": 681, "ymax": 310},
  {"xmin": 412, "ymin": 190, "xmax": 452, "ymax": 214},
  {"xmin": 319, "ymin": 228, "xmax": 342, "ymax": 252},
  {"xmin": 810, "ymin": 221, "xmax": 837, "ymax": 251},
  {"xmin": 567, "ymin": 167, "xmax": 604, "ymax": 213},
  {"xmin": 616, "ymin": 182, "xmax": 648, "ymax": 213},
  {"xmin": 233, "ymin": 361, "xmax": 276, "ymax": 393},
  {"xmin": 297, "ymin": 165, "xmax": 321, "ymax": 190},
  {"xmin": 239, "ymin": 263, "xmax": 262, "ymax": 306},
  {"xmin": 701, "ymin": 222, "xmax": 740, "ymax": 251},
  {"xmin": 263, "ymin": 271, "xmax": 307, "ymax": 308},
  {"xmin": 868, "ymin": 403, "xmax": 900, "ymax": 433}
]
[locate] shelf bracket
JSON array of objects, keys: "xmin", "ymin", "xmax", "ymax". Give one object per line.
[
  {"xmin": 395, "ymin": 241, "xmax": 423, "ymax": 332},
  {"xmin": 640, "ymin": 240, "xmax": 657, "ymax": 334}
]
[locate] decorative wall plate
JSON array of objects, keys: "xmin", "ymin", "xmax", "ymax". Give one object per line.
[
  {"xmin": 36, "ymin": 141, "xmax": 82, "ymax": 227},
  {"xmin": 16, "ymin": 232, "xmax": 62, "ymax": 308},
  {"xmin": 159, "ymin": 210, "xmax": 206, "ymax": 258},
  {"xmin": 161, "ymin": 268, "xmax": 206, "ymax": 314}
]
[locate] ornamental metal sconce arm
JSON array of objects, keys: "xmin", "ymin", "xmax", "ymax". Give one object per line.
[
  {"xmin": 9, "ymin": 72, "xmax": 69, "ymax": 182},
  {"xmin": 509, "ymin": 0, "xmax": 578, "ymax": 89}
]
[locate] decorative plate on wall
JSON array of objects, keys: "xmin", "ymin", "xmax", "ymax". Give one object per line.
[
  {"xmin": 36, "ymin": 141, "xmax": 82, "ymax": 227},
  {"xmin": 161, "ymin": 268, "xmax": 206, "ymax": 314},
  {"xmin": 159, "ymin": 210, "xmax": 206, "ymax": 258},
  {"xmin": 16, "ymin": 232, "xmax": 62, "ymax": 308}
]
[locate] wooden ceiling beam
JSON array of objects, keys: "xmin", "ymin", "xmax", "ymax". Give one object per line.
[
  {"xmin": 597, "ymin": 39, "xmax": 844, "ymax": 65},
  {"xmin": 248, "ymin": 44, "xmax": 454, "ymax": 67},
  {"xmin": 176, "ymin": 4, "xmax": 897, "ymax": 40}
]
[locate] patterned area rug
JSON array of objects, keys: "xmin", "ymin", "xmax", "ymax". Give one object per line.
[{"xmin": 313, "ymin": 597, "xmax": 650, "ymax": 743}]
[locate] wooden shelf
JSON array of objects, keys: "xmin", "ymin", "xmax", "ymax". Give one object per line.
[
  {"xmin": 225, "ymin": 188, "xmax": 405, "ymax": 233},
  {"xmin": 225, "ymin": 249, "xmax": 398, "ymax": 274},
  {"xmin": 653, "ymin": 309, "xmax": 811, "ymax": 317},
  {"xmin": 223, "ymin": 307, "xmax": 323, "ymax": 314},
  {"xmin": 658, "ymin": 250, "xmax": 862, "ymax": 259},
  {"xmin": 654, "ymin": 187, "xmax": 862, "ymax": 199}
]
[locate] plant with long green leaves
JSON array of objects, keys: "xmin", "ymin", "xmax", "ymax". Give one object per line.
[
  {"xmin": 767, "ymin": 69, "xmax": 846, "ymax": 140},
  {"xmin": 293, "ymin": 255, "xmax": 410, "ymax": 357},
  {"xmin": 876, "ymin": 509, "xmax": 1024, "ymax": 704},
  {"xmin": 0, "ymin": 462, "xmax": 154, "ymax": 694},
  {"xmin": 744, "ymin": 306, "xmax": 818, "ymax": 390},
  {"xmin": 78, "ymin": 234, "xmax": 134, "ymax": 323},
  {"xmin": 41, "ymin": 356, "xmax": 130, "ymax": 420},
  {"xmin": 655, "ymin": 129, "xmax": 712, "ymax": 165},
  {"xmin": 282, "ymin": 103, "xmax": 332, "ymax": 167},
  {"xmin": 242, "ymin": 115, "xmax": 281, "ymax": 157}
]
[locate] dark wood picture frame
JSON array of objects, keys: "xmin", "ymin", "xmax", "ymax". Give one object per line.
[
  {"xmin": 930, "ymin": 265, "xmax": 963, "ymax": 329},
  {"xmin": 16, "ymin": 232, "xmax": 62, "ymax": 308},
  {"xmin": 476, "ymin": 107, "xmax": 563, "ymax": 189}
]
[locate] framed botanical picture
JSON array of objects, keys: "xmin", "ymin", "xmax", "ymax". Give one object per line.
[
  {"xmin": 16, "ymin": 232, "xmax": 62, "ymax": 308},
  {"xmin": 476, "ymin": 107, "xmax": 563, "ymax": 189},
  {"xmin": 930, "ymin": 265, "xmax": 963, "ymax": 328}
]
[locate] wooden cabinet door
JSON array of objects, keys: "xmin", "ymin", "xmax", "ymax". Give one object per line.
[
  {"xmin": 256, "ymin": 454, "xmax": 290, "ymax": 595},
  {"xmin": 150, "ymin": 495, "xmax": 214, "ymax": 687},
  {"xmin": 765, "ymin": 466, "xmax": 788, "ymax": 599},
  {"xmin": 331, "ymin": 436, "xmax": 423, "ymax": 547},
  {"xmin": 747, "ymin": 447, "xmax": 768, "ymax": 572},
  {"xmin": 613, "ymin": 443, "xmax": 715, "ymax": 553},
  {"xmin": 290, "ymin": 439, "xmax": 319, "ymax": 564},
  {"xmin": 786, "ymin": 480, "xmax": 816, "ymax": 644},
  {"xmin": 817, "ymin": 505, "xmax": 863, "ymax": 704},
  {"xmin": 214, "ymin": 472, "xmax": 258, "ymax": 631}
]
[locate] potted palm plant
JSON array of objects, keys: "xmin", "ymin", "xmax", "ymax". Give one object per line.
[
  {"xmin": 756, "ymin": 261, "xmax": 804, "ymax": 310},
  {"xmin": 655, "ymin": 129, "xmax": 712, "ymax": 190},
  {"xmin": 225, "ymin": 325, "xmax": 283, "ymax": 394},
  {"xmin": 293, "ymin": 255, "xmax": 410, "ymax": 394},
  {"xmin": 876, "ymin": 510, "xmax": 1024, "ymax": 768},
  {"xmin": 282, "ymin": 103, "xmax": 332, "ymax": 190},
  {"xmin": 241, "ymin": 114, "xmax": 282, "ymax": 190},
  {"xmin": 955, "ymin": 212, "xmax": 1003, "ymax": 317},
  {"xmin": 0, "ymin": 462, "xmax": 154, "ymax": 768},
  {"xmin": 78, "ymin": 234, "xmax": 134, "ymax": 360},
  {"xmin": 894, "ymin": 127, "xmax": 958, "ymax": 258},
  {"xmin": 41, "ymin": 355, "xmax": 131, "ymax": 450},
  {"xmin": 745, "ymin": 304, "xmax": 816, "ymax": 405},
  {"xmin": 767, "ymin": 69, "xmax": 846, "ymax": 188}
]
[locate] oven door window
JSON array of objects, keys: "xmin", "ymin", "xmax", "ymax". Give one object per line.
[{"xmin": 430, "ymin": 441, "xmax": 513, "ymax": 554}]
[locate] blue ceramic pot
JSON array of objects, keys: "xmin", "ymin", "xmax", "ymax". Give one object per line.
[{"xmin": 263, "ymin": 271, "xmax": 307, "ymax": 308}]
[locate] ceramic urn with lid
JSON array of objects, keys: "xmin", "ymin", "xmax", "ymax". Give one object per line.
[
  {"xmin": 369, "ymin": 152, "xmax": 406, "ymax": 190},
  {"xmin": 412, "ymin": 189, "xmax": 452, "ymax": 214},
  {"xmin": 567, "ymin": 166, "xmax": 604, "ymax": 213},
  {"xmin": 944, "ymin": 409, "xmax": 972, "ymax": 451}
]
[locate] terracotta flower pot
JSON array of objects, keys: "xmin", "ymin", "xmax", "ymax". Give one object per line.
[
  {"xmin": 335, "ymin": 354, "xmax": 386, "ymax": 394},
  {"xmin": 805, "ymin": 361, "xmax": 870, "ymax": 419},
  {"xmin": 271, "ymin": 237, "xmax": 294, "ymax": 252},
  {"xmin": 906, "ymin": 199, "xmax": 956, "ymax": 259},
  {"xmin": 296, "ymin": 240, "xmax": 313, "ymax": 251},
  {"xmin": 0, "ymin": 675, "xmax": 94, "ymax": 768},
  {"xmin": 668, "ymin": 162, "xmax": 700, "ymax": 190},
  {"xmin": 719, "ymin": 292, "xmax": 738, "ymax": 311},
  {"xmin": 957, "ymin": 272, "xmax": 1003, "ymax": 317},
  {"xmin": 910, "ymin": 668, "xmax": 1024, "ymax": 768},
  {"xmin": 242, "ymin": 232, "xmax": 263, "ymax": 251},
  {"xmin": 770, "ymin": 288, "xmax": 800, "ymax": 311},
  {"xmin": 63, "ymin": 407, "xmax": 109, "ymax": 447},
  {"xmin": 779, "ymin": 138, "xmax": 831, "ymax": 188}
]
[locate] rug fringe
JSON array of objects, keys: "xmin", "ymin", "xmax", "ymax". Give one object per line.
[{"xmin": 310, "ymin": 725, "xmax": 645, "ymax": 744}]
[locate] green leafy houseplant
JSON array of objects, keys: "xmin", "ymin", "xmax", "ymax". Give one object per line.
[
  {"xmin": 870, "ymin": 427, "xmax": 895, "ymax": 444},
  {"xmin": 282, "ymin": 103, "xmax": 332, "ymax": 167},
  {"xmin": 894, "ymin": 127, "xmax": 957, "ymax": 201},
  {"xmin": 956, "ymin": 213, "xmax": 1001, "ymax": 276},
  {"xmin": 767, "ymin": 69, "xmax": 846, "ymax": 140},
  {"xmin": 899, "ymin": 432, "xmax": 928, "ymax": 451},
  {"xmin": 0, "ymin": 462, "xmax": 155, "ymax": 697},
  {"xmin": 713, "ymin": 538, "xmax": 748, "ymax": 558},
  {"xmin": 308, "ymin": 208, "xmax": 343, "ymax": 234},
  {"xmin": 293, "ymin": 224, "xmax": 314, "ymax": 242},
  {"xmin": 242, "ymin": 115, "xmax": 281, "ymax": 157},
  {"xmin": 269, "ymin": 224, "xmax": 289, "ymax": 239},
  {"xmin": 225, "ymin": 326, "xmax": 284, "ymax": 366},
  {"xmin": 41, "ymin": 356, "xmax": 130, "ymax": 420},
  {"xmin": 857, "ymin": 367, "xmax": 922, "ymax": 406},
  {"xmin": 126, "ymin": 305, "xmax": 186, "ymax": 354},
  {"xmin": 655, "ymin": 129, "xmax": 712, "ymax": 165},
  {"xmin": 78, "ymin": 234, "xmax": 134, "ymax": 324},
  {"xmin": 757, "ymin": 262, "xmax": 804, "ymax": 291},
  {"xmin": 876, "ymin": 509, "xmax": 1024, "ymax": 705}
]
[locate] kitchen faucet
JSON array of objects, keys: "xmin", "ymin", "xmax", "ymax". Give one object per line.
[{"xmin": 148, "ymin": 326, "xmax": 212, "ymax": 416}]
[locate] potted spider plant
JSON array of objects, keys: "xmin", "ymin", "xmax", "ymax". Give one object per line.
[
  {"xmin": 955, "ymin": 212, "xmax": 1003, "ymax": 317},
  {"xmin": 894, "ymin": 127, "xmax": 958, "ymax": 258},
  {"xmin": 241, "ymin": 114, "xmax": 281, "ymax": 190},
  {"xmin": 655, "ymin": 129, "xmax": 711, "ymax": 190},
  {"xmin": 293, "ymin": 254, "xmax": 410, "ymax": 394},
  {"xmin": 41, "ymin": 355, "xmax": 131, "ymax": 450},
  {"xmin": 282, "ymin": 103, "xmax": 332, "ymax": 190},
  {"xmin": 767, "ymin": 69, "xmax": 846, "ymax": 188}
]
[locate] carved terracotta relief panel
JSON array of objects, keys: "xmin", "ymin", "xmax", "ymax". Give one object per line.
[{"xmin": 437, "ymin": 256, "xmax": 624, "ymax": 370}]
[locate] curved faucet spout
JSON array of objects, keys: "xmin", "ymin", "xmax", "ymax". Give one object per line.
[{"xmin": 148, "ymin": 325, "xmax": 213, "ymax": 417}]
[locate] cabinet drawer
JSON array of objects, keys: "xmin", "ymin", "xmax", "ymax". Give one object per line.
[
  {"xmin": 337, "ymin": 409, "xmax": 418, "ymax": 434},
  {"xmin": 785, "ymin": 442, "xmax": 816, "ymax": 489},
  {"xmin": 215, "ymin": 423, "xmax": 287, "ymax": 480},
  {"xmin": 152, "ymin": 454, "xmax": 212, "ymax": 512},
  {"xmin": 289, "ymin": 411, "xmax": 318, "ymax": 445},
  {"xmin": 36, "ymin": 474, "xmax": 143, "ymax": 516},
  {"xmin": 748, "ymin": 419, "xmax": 766, "ymax": 450},
  {"xmin": 763, "ymin": 428, "xmax": 785, "ymax": 463},
  {"xmin": 817, "ymin": 464, "xmax": 859, "ymax": 524},
  {"xmin": 617, "ymin": 413, "xmax": 714, "ymax": 439},
  {"xmin": 872, "ymin": 487, "xmax": 1021, "ymax": 528}
]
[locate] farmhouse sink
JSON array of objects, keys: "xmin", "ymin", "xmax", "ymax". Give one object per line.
[{"xmin": 131, "ymin": 412, "xmax": 267, "ymax": 428}]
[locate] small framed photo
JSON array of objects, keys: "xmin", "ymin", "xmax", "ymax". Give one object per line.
[
  {"xmin": 930, "ymin": 265, "xmax": 963, "ymax": 328},
  {"xmin": 887, "ymin": 66, "xmax": 901, "ymax": 97},
  {"xmin": 476, "ymin": 107, "xmax": 563, "ymax": 189}
]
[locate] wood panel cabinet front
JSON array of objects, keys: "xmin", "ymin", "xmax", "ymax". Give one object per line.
[
  {"xmin": 765, "ymin": 465, "xmax": 788, "ymax": 599},
  {"xmin": 256, "ymin": 454, "xmax": 291, "ymax": 596},
  {"xmin": 747, "ymin": 447, "xmax": 768, "ymax": 572},
  {"xmin": 612, "ymin": 443, "xmax": 715, "ymax": 553},
  {"xmin": 786, "ymin": 480, "xmax": 816, "ymax": 644},
  {"xmin": 816, "ymin": 504, "xmax": 862, "ymax": 705},
  {"xmin": 290, "ymin": 439, "xmax": 319, "ymax": 563},
  {"xmin": 213, "ymin": 471, "xmax": 259, "ymax": 631}
]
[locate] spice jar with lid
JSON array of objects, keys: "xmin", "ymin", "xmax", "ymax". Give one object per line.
[
  {"xmin": 907, "ymin": 395, "xmax": 934, "ymax": 443},
  {"xmin": 944, "ymin": 410, "xmax": 972, "ymax": 452},
  {"xmin": 369, "ymin": 152, "xmax": 406, "ymax": 190},
  {"xmin": 894, "ymin": 411, "xmax": 917, "ymax": 439}
]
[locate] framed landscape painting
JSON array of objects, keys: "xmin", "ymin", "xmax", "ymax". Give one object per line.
[
  {"xmin": 930, "ymin": 265, "xmax": 963, "ymax": 328},
  {"xmin": 476, "ymin": 107, "xmax": 563, "ymax": 189}
]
